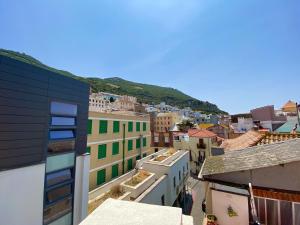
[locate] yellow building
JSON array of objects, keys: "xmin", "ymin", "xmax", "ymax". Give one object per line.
[
  {"xmin": 282, "ymin": 100, "xmax": 297, "ymax": 113},
  {"xmin": 87, "ymin": 111, "xmax": 153, "ymax": 191},
  {"xmin": 154, "ymin": 112, "xmax": 181, "ymax": 132}
]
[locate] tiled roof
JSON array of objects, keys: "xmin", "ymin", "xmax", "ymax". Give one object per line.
[
  {"xmin": 201, "ymin": 138, "xmax": 300, "ymax": 176},
  {"xmin": 198, "ymin": 123, "xmax": 214, "ymax": 129},
  {"xmin": 188, "ymin": 129, "xmax": 217, "ymax": 138},
  {"xmin": 220, "ymin": 130, "xmax": 263, "ymax": 151},
  {"xmin": 275, "ymin": 119, "xmax": 300, "ymax": 133}
]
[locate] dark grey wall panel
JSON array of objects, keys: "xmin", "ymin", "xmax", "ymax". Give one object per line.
[{"xmin": 0, "ymin": 55, "xmax": 89, "ymax": 171}]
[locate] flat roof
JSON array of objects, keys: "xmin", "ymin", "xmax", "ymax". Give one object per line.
[{"xmin": 81, "ymin": 199, "xmax": 186, "ymax": 225}]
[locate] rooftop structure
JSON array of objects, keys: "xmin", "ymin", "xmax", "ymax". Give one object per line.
[
  {"xmin": 275, "ymin": 118, "xmax": 300, "ymax": 133},
  {"xmin": 81, "ymin": 199, "xmax": 193, "ymax": 225},
  {"xmin": 282, "ymin": 100, "xmax": 297, "ymax": 113},
  {"xmin": 201, "ymin": 138, "xmax": 300, "ymax": 176},
  {"xmin": 88, "ymin": 148, "xmax": 189, "ymax": 214}
]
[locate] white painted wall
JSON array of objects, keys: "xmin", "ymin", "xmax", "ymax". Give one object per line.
[
  {"xmin": 212, "ymin": 189, "xmax": 249, "ymax": 225},
  {"xmin": 73, "ymin": 154, "xmax": 90, "ymax": 225},
  {"xmin": 0, "ymin": 164, "xmax": 45, "ymax": 225}
]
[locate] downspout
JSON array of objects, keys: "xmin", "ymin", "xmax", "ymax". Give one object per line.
[{"xmin": 122, "ymin": 123, "xmax": 125, "ymax": 174}]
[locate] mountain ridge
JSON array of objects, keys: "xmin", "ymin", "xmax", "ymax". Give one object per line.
[{"xmin": 0, "ymin": 49, "xmax": 227, "ymax": 114}]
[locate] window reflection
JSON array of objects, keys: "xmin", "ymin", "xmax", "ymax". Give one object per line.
[
  {"xmin": 50, "ymin": 130, "xmax": 74, "ymax": 140},
  {"xmin": 51, "ymin": 117, "xmax": 75, "ymax": 126}
]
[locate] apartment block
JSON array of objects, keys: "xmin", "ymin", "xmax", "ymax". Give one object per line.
[
  {"xmin": 154, "ymin": 112, "xmax": 181, "ymax": 132},
  {"xmin": 87, "ymin": 111, "xmax": 153, "ymax": 191},
  {"xmin": 0, "ymin": 55, "xmax": 90, "ymax": 225},
  {"xmin": 88, "ymin": 148, "xmax": 190, "ymax": 214}
]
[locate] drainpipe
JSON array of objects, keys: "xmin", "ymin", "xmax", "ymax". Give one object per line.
[{"xmin": 122, "ymin": 123, "xmax": 125, "ymax": 174}]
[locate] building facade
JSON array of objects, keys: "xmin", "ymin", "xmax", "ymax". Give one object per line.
[
  {"xmin": 87, "ymin": 111, "xmax": 153, "ymax": 191},
  {"xmin": 154, "ymin": 112, "xmax": 181, "ymax": 132},
  {"xmin": 0, "ymin": 55, "xmax": 90, "ymax": 225}
]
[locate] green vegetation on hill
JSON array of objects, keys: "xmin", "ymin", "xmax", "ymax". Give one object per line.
[{"xmin": 0, "ymin": 49, "xmax": 227, "ymax": 114}]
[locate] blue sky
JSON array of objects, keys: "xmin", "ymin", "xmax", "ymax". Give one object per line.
[{"xmin": 1, "ymin": 0, "xmax": 299, "ymax": 114}]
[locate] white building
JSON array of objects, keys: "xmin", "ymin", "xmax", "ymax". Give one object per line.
[
  {"xmin": 80, "ymin": 199, "xmax": 194, "ymax": 225},
  {"xmin": 88, "ymin": 148, "xmax": 190, "ymax": 214}
]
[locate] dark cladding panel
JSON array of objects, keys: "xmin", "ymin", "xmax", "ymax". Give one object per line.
[{"xmin": 0, "ymin": 55, "xmax": 89, "ymax": 170}]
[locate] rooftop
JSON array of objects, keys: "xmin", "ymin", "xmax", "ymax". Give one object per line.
[
  {"xmin": 198, "ymin": 123, "xmax": 214, "ymax": 129},
  {"xmin": 275, "ymin": 119, "xmax": 300, "ymax": 133},
  {"xmin": 81, "ymin": 199, "xmax": 193, "ymax": 225},
  {"xmin": 188, "ymin": 129, "xmax": 217, "ymax": 138},
  {"xmin": 201, "ymin": 138, "xmax": 300, "ymax": 176}
]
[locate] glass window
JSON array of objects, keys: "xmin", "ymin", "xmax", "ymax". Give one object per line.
[
  {"xmin": 46, "ymin": 152, "xmax": 75, "ymax": 173},
  {"xmin": 128, "ymin": 140, "xmax": 133, "ymax": 151},
  {"xmin": 280, "ymin": 200, "xmax": 292, "ymax": 225},
  {"xmin": 48, "ymin": 212, "xmax": 72, "ymax": 225},
  {"xmin": 50, "ymin": 130, "xmax": 74, "ymax": 140},
  {"xmin": 97, "ymin": 169, "xmax": 106, "ymax": 185},
  {"xmin": 51, "ymin": 117, "xmax": 75, "ymax": 126},
  {"xmin": 46, "ymin": 184, "xmax": 72, "ymax": 204},
  {"xmin": 143, "ymin": 122, "xmax": 147, "ymax": 131},
  {"xmin": 136, "ymin": 138, "xmax": 141, "ymax": 149},
  {"xmin": 112, "ymin": 142, "xmax": 119, "ymax": 155},
  {"xmin": 266, "ymin": 199, "xmax": 278, "ymax": 225},
  {"xmin": 128, "ymin": 121, "xmax": 133, "ymax": 132},
  {"xmin": 46, "ymin": 169, "xmax": 72, "ymax": 187},
  {"xmin": 87, "ymin": 119, "xmax": 92, "ymax": 135},
  {"xmin": 98, "ymin": 144, "xmax": 106, "ymax": 159},
  {"xmin": 51, "ymin": 102, "xmax": 77, "ymax": 116},
  {"xmin": 112, "ymin": 164, "xmax": 119, "ymax": 178},
  {"xmin": 113, "ymin": 121, "xmax": 120, "ymax": 133},
  {"xmin": 127, "ymin": 158, "xmax": 133, "ymax": 171},
  {"xmin": 99, "ymin": 120, "xmax": 108, "ymax": 134},
  {"xmin": 294, "ymin": 203, "xmax": 300, "ymax": 225},
  {"xmin": 44, "ymin": 198, "xmax": 72, "ymax": 225},
  {"xmin": 143, "ymin": 137, "xmax": 147, "ymax": 147},
  {"xmin": 136, "ymin": 122, "xmax": 140, "ymax": 132},
  {"xmin": 48, "ymin": 140, "xmax": 75, "ymax": 154}
]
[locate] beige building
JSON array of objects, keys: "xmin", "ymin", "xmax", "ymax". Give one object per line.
[
  {"xmin": 154, "ymin": 112, "xmax": 181, "ymax": 132},
  {"xmin": 87, "ymin": 111, "xmax": 153, "ymax": 191}
]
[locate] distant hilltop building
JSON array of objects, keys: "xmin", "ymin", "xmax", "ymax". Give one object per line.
[{"xmin": 89, "ymin": 92, "xmax": 137, "ymax": 112}]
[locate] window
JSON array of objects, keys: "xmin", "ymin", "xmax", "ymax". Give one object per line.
[
  {"xmin": 46, "ymin": 169, "xmax": 72, "ymax": 187},
  {"xmin": 161, "ymin": 195, "xmax": 165, "ymax": 206},
  {"xmin": 87, "ymin": 119, "xmax": 92, "ymax": 135},
  {"xmin": 46, "ymin": 184, "xmax": 72, "ymax": 204},
  {"xmin": 136, "ymin": 122, "xmax": 140, "ymax": 131},
  {"xmin": 136, "ymin": 155, "xmax": 141, "ymax": 160},
  {"xmin": 46, "ymin": 152, "xmax": 75, "ymax": 173},
  {"xmin": 128, "ymin": 140, "xmax": 133, "ymax": 151},
  {"xmin": 48, "ymin": 139, "xmax": 75, "ymax": 154},
  {"xmin": 128, "ymin": 121, "xmax": 133, "ymax": 132},
  {"xmin": 99, "ymin": 120, "xmax": 108, "ymax": 133},
  {"xmin": 51, "ymin": 117, "xmax": 75, "ymax": 126},
  {"xmin": 154, "ymin": 136, "xmax": 159, "ymax": 143},
  {"xmin": 51, "ymin": 101, "xmax": 77, "ymax": 116},
  {"xmin": 143, "ymin": 137, "xmax": 147, "ymax": 147},
  {"xmin": 136, "ymin": 138, "xmax": 141, "ymax": 149},
  {"xmin": 155, "ymin": 148, "xmax": 158, "ymax": 152},
  {"xmin": 143, "ymin": 122, "xmax": 147, "ymax": 131},
  {"xmin": 127, "ymin": 159, "xmax": 133, "ymax": 171},
  {"xmin": 173, "ymin": 176, "xmax": 176, "ymax": 188},
  {"xmin": 98, "ymin": 144, "xmax": 106, "ymax": 159},
  {"xmin": 43, "ymin": 197, "xmax": 72, "ymax": 224},
  {"xmin": 112, "ymin": 164, "xmax": 119, "ymax": 178},
  {"xmin": 280, "ymin": 201, "xmax": 292, "ymax": 225},
  {"xmin": 164, "ymin": 136, "xmax": 169, "ymax": 143},
  {"xmin": 97, "ymin": 169, "xmax": 106, "ymax": 185},
  {"xmin": 143, "ymin": 153, "xmax": 147, "ymax": 158},
  {"xmin": 112, "ymin": 142, "xmax": 119, "ymax": 155},
  {"xmin": 86, "ymin": 146, "xmax": 91, "ymax": 154},
  {"xmin": 113, "ymin": 121, "xmax": 120, "ymax": 133},
  {"xmin": 266, "ymin": 199, "xmax": 278, "ymax": 225},
  {"xmin": 50, "ymin": 130, "xmax": 74, "ymax": 140}
]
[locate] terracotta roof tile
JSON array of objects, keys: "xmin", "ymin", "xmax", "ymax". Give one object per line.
[{"xmin": 188, "ymin": 129, "xmax": 217, "ymax": 138}]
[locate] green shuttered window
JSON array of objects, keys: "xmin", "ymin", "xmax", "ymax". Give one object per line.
[
  {"xmin": 87, "ymin": 119, "xmax": 92, "ymax": 135},
  {"xmin": 128, "ymin": 121, "xmax": 133, "ymax": 132},
  {"xmin": 136, "ymin": 138, "xmax": 141, "ymax": 149},
  {"xmin": 97, "ymin": 169, "xmax": 106, "ymax": 185},
  {"xmin": 136, "ymin": 122, "xmax": 140, "ymax": 132},
  {"xmin": 127, "ymin": 159, "xmax": 133, "ymax": 171},
  {"xmin": 143, "ymin": 137, "xmax": 147, "ymax": 147},
  {"xmin": 112, "ymin": 142, "xmax": 119, "ymax": 155},
  {"xmin": 112, "ymin": 164, "xmax": 119, "ymax": 178},
  {"xmin": 128, "ymin": 140, "xmax": 133, "ymax": 151},
  {"xmin": 136, "ymin": 155, "xmax": 141, "ymax": 160},
  {"xmin": 143, "ymin": 122, "xmax": 146, "ymax": 131},
  {"xmin": 113, "ymin": 121, "xmax": 120, "ymax": 133},
  {"xmin": 86, "ymin": 146, "xmax": 91, "ymax": 154},
  {"xmin": 98, "ymin": 144, "xmax": 106, "ymax": 159},
  {"xmin": 99, "ymin": 120, "xmax": 108, "ymax": 133}
]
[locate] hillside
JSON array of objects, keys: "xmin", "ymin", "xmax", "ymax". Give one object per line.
[{"xmin": 0, "ymin": 49, "xmax": 226, "ymax": 114}]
